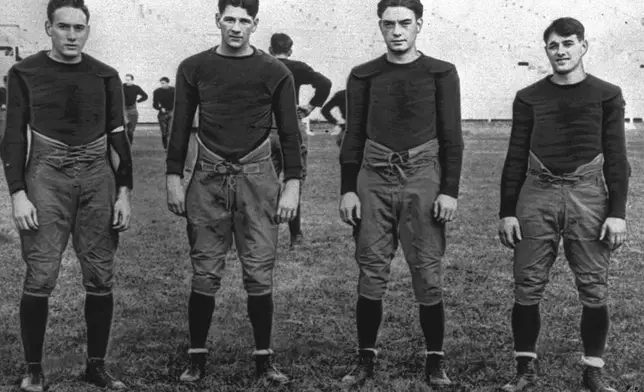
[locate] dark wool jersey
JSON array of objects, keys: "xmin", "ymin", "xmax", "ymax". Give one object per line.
[
  {"xmin": 340, "ymin": 54, "xmax": 464, "ymax": 198},
  {"xmin": 166, "ymin": 47, "xmax": 302, "ymax": 180},
  {"xmin": 123, "ymin": 83, "xmax": 148, "ymax": 107},
  {"xmin": 321, "ymin": 90, "xmax": 346, "ymax": 124},
  {"xmin": 278, "ymin": 58, "xmax": 331, "ymax": 107},
  {"xmin": 0, "ymin": 86, "xmax": 6, "ymax": 106},
  {"xmin": 153, "ymin": 86, "xmax": 175, "ymax": 112},
  {"xmin": 500, "ymin": 74, "xmax": 629, "ymax": 219},
  {"xmin": 1, "ymin": 51, "xmax": 125, "ymax": 194}
]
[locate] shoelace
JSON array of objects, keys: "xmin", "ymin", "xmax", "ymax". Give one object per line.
[
  {"xmin": 93, "ymin": 363, "xmax": 118, "ymax": 382},
  {"xmin": 587, "ymin": 368, "xmax": 612, "ymax": 388}
]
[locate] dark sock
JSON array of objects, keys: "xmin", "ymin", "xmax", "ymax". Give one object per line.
[
  {"xmin": 419, "ymin": 301, "xmax": 445, "ymax": 352},
  {"xmin": 357, "ymin": 296, "xmax": 383, "ymax": 349},
  {"xmin": 20, "ymin": 294, "xmax": 49, "ymax": 364},
  {"xmin": 188, "ymin": 291, "xmax": 215, "ymax": 349},
  {"xmin": 289, "ymin": 205, "xmax": 302, "ymax": 238},
  {"xmin": 85, "ymin": 293, "xmax": 114, "ymax": 359},
  {"xmin": 247, "ymin": 294, "xmax": 273, "ymax": 350},
  {"xmin": 512, "ymin": 303, "xmax": 540, "ymax": 353},
  {"xmin": 581, "ymin": 305, "xmax": 609, "ymax": 357}
]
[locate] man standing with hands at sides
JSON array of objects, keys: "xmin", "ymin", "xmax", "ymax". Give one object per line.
[
  {"xmin": 166, "ymin": 0, "xmax": 301, "ymax": 386},
  {"xmin": 268, "ymin": 32, "xmax": 331, "ymax": 250},
  {"xmin": 320, "ymin": 89, "xmax": 347, "ymax": 147},
  {"xmin": 338, "ymin": 0, "xmax": 463, "ymax": 388},
  {"xmin": 1, "ymin": 0, "xmax": 133, "ymax": 390},
  {"xmin": 498, "ymin": 18, "xmax": 628, "ymax": 392},
  {"xmin": 152, "ymin": 76, "xmax": 175, "ymax": 150},
  {"xmin": 122, "ymin": 73, "xmax": 148, "ymax": 145}
]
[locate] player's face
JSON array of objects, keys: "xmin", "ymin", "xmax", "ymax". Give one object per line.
[
  {"xmin": 544, "ymin": 33, "xmax": 587, "ymax": 75},
  {"xmin": 160, "ymin": 81, "xmax": 169, "ymax": 88},
  {"xmin": 216, "ymin": 6, "xmax": 258, "ymax": 52},
  {"xmin": 46, "ymin": 7, "xmax": 89, "ymax": 62},
  {"xmin": 125, "ymin": 75, "xmax": 133, "ymax": 84},
  {"xmin": 379, "ymin": 7, "xmax": 422, "ymax": 54}
]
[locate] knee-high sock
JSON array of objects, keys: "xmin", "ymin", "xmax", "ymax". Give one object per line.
[
  {"xmin": 188, "ymin": 291, "xmax": 215, "ymax": 349},
  {"xmin": 512, "ymin": 303, "xmax": 540, "ymax": 353},
  {"xmin": 247, "ymin": 294, "xmax": 273, "ymax": 350},
  {"xmin": 20, "ymin": 294, "xmax": 49, "ymax": 365},
  {"xmin": 581, "ymin": 305, "xmax": 609, "ymax": 358},
  {"xmin": 288, "ymin": 204, "xmax": 302, "ymax": 238},
  {"xmin": 85, "ymin": 293, "xmax": 114, "ymax": 359},
  {"xmin": 357, "ymin": 296, "xmax": 382, "ymax": 349},
  {"xmin": 419, "ymin": 301, "xmax": 445, "ymax": 352}
]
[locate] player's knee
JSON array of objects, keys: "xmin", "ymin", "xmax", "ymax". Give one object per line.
[
  {"xmin": 192, "ymin": 275, "xmax": 222, "ymax": 296},
  {"xmin": 514, "ymin": 282, "xmax": 546, "ymax": 306},
  {"xmin": 414, "ymin": 286, "xmax": 443, "ymax": 306},
  {"xmin": 358, "ymin": 279, "xmax": 387, "ymax": 301},
  {"xmin": 578, "ymin": 283, "xmax": 608, "ymax": 307},
  {"xmin": 23, "ymin": 282, "xmax": 56, "ymax": 298},
  {"xmin": 244, "ymin": 281, "xmax": 272, "ymax": 296}
]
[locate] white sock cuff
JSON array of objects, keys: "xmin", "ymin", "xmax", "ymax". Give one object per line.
[
  {"xmin": 188, "ymin": 348, "xmax": 208, "ymax": 355},
  {"xmin": 581, "ymin": 356, "xmax": 605, "ymax": 368},
  {"xmin": 359, "ymin": 348, "xmax": 379, "ymax": 356},
  {"xmin": 252, "ymin": 349, "xmax": 274, "ymax": 356},
  {"xmin": 425, "ymin": 351, "xmax": 445, "ymax": 356},
  {"xmin": 514, "ymin": 351, "xmax": 537, "ymax": 359}
]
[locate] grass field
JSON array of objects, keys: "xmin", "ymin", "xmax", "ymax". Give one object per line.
[{"xmin": 0, "ymin": 122, "xmax": 642, "ymax": 392}]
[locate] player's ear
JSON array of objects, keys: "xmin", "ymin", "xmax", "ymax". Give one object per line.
[
  {"xmin": 215, "ymin": 13, "xmax": 221, "ymax": 28},
  {"xmin": 581, "ymin": 38, "xmax": 588, "ymax": 55},
  {"xmin": 416, "ymin": 17, "xmax": 423, "ymax": 32},
  {"xmin": 252, "ymin": 17, "xmax": 259, "ymax": 32},
  {"xmin": 45, "ymin": 20, "xmax": 52, "ymax": 37}
]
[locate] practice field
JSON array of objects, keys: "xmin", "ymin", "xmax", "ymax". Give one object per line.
[{"xmin": 0, "ymin": 123, "xmax": 642, "ymax": 392}]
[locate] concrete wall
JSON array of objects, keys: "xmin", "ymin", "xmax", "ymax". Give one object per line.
[{"xmin": 3, "ymin": 0, "xmax": 643, "ymax": 122}]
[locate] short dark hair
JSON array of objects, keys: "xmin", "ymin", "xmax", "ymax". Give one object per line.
[
  {"xmin": 270, "ymin": 33, "xmax": 293, "ymax": 55},
  {"xmin": 377, "ymin": 0, "xmax": 423, "ymax": 20},
  {"xmin": 125, "ymin": 74, "xmax": 134, "ymax": 80},
  {"xmin": 543, "ymin": 17, "xmax": 585, "ymax": 43},
  {"xmin": 160, "ymin": 77, "xmax": 170, "ymax": 83},
  {"xmin": 218, "ymin": 0, "xmax": 259, "ymax": 18},
  {"xmin": 47, "ymin": 0, "xmax": 90, "ymax": 23}
]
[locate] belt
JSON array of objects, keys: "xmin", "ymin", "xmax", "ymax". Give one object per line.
[{"xmin": 195, "ymin": 160, "xmax": 264, "ymax": 174}]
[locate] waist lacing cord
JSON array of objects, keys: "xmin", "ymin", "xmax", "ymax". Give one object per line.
[
  {"xmin": 58, "ymin": 147, "xmax": 102, "ymax": 167},
  {"xmin": 205, "ymin": 161, "xmax": 243, "ymax": 211},
  {"xmin": 368, "ymin": 151, "xmax": 410, "ymax": 180},
  {"xmin": 387, "ymin": 151, "xmax": 410, "ymax": 181},
  {"xmin": 532, "ymin": 169, "xmax": 586, "ymax": 187}
]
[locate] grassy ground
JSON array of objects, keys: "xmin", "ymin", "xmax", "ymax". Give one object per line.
[{"xmin": 0, "ymin": 123, "xmax": 642, "ymax": 391}]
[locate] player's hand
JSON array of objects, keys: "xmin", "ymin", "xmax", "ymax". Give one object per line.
[
  {"xmin": 11, "ymin": 190, "xmax": 38, "ymax": 231},
  {"xmin": 599, "ymin": 217, "xmax": 627, "ymax": 251},
  {"xmin": 498, "ymin": 217, "xmax": 522, "ymax": 249},
  {"xmin": 112, "ymin": 187, "xmax": 132, "ymax": 231},
  {"xmin": 339, "ymin": 192, "xmax": 361, "ymax": 226},
  {"xmin": 166, "ymin": 174, "xmax": 187, "ymax": 217},
  {"xmin": 277, "ymin": 179, "xmax": 300, "ymax": 222},
  {"xmin": 161, "ymin": 108, "xmax": 166, "ymax": 113},
  {"xmin": 297, "ymin": 104, "xmax": 314, "ymax": 119},
  {"xmin": 433, "ymin": 194, "xmax": 457, "ymax": 223},
  {"xmin": 0, "ymin": 104, "xmax": 6, "ymax": 111}
]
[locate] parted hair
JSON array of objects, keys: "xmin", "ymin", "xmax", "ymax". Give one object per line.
[
  {"xmin": 47, "ymin": 0, "xmax": 90, "ymax": 23},
  {"xmin": 543, "ymin": 17, "xmax": 585, "ymax": 43},
  {"xmin": 377, "ymin": 0, "xmax": 423, "ymax": 20},
  {"xmin": 218, "ymin": 0, "xmax": 259, "ymax": 18}
]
